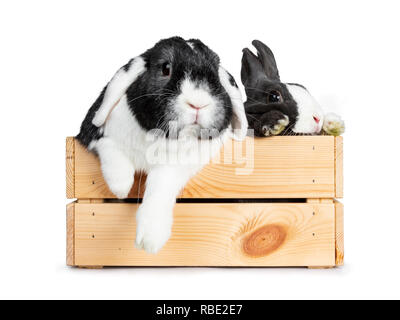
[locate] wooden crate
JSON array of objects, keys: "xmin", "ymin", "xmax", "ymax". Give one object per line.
[
  {"xmin": 67, "ymin": 136, "xmax": 343, "ymax": 199},
  {"xmin": 66, "ymin": 136, "xmax": 344, "ymax": 268}
]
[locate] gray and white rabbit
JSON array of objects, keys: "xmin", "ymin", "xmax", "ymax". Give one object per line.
[
  {"xmin": 241, "ymin": 40, "xmax": 345, "ymax": 137},
  {"xmin": 77, "ymin": 37, "xmax": 248, "ymax": 254}
]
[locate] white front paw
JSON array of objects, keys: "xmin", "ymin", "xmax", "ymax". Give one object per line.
[
  {"xmin": 100, "ymin": 156, "xmax": 135, "ymax": 199},
  {"xmin": 135, "ymin": 206, "xmax": 172, "ymax": 254},
  {"xmin": 107, "ymin": 176, "xmax": 134, "ymax": 199},
  {"xmin": 323, "ymin": 113, "xmax": 345, "ymax": 136}
]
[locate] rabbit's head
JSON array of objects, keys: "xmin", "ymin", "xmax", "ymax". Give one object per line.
[
  {"xmin": 241, "ymin": 40, "xmax": 323, "ymax": 134},
  {"xmin": 89, "ymin": 37, "xmax": 247, "ymax": 141}
]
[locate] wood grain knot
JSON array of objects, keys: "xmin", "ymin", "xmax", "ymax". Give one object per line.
[{"xmin": 242, "ymin": 224, "xmax": 287, "ymax": 257}]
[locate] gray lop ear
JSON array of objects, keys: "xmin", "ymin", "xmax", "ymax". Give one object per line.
[
  {"xmin": 92, "ymin": 56, "xmax": 146, "ymax": 127},
  {"xmin": 219, "ymin": 67, "xmax": 248, "ymax": 141},
  {"xmin": 252, "ymin": 40, "xmax": 280, "ymax": 81}
]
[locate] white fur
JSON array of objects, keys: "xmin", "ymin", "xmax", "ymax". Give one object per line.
[
  {"xmin": 174, "ymin": 77, "xmax": 222, "ymax": 130},
  {"xmin": 219, "ymin": 67, "xmax": 248, "ymax": 140},
  {"xmin": 186, "ymin": 41, "xmax": 195, "ymax": 50},
  {"xmin": 89, "ymin": 65, "xmax": 246, "ymax": 254},
  {"xmin": 95, "ymin": 137, "xmax": 135, "ymax": 198},
  {"xmin": 323, "ymin": 112, "xmax": 345, "ymax": 136},
  {"xmin": 286, "ymin": 84, "xmax": 324, "ymax": 134},
  {"xmin": 92, "ymin": 57, "xmax": 146, "ymax": 127}
]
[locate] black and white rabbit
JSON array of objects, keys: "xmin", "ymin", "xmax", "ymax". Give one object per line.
[
  {"xmin": 76, "ymin": 37, "xmax": 248, "ymax": 254},
  {"xmin": 241, "ymin": 40, "xmax": 344, "ymax": 137}
]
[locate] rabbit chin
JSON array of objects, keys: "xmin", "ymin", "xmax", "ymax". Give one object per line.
[
  {"xmin": 175, "ymin": 110, "xmax": 223, "ymax": 136},
  {"xmin": 286, "ymin": 84, "xmax": 324, "ymax": 134}
]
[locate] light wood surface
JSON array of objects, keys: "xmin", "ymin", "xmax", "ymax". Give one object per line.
[
  {"xmin": 66, "ymin": 202, "xmax": 75, "ymax": 266},
  {"xmin": 68, "ymin": 136, "xmax": 340, "ymax": 199},
  {"xmin": 335, "ymin": 136, "xmax": 343, "ymax": 198},
  {"xmin": 72, "ymin": 202, "xmax": 336, "ymax": 267},
  {"xmin": 77, "ymin": 199, "xmax": 105, "ymax": 203},
  {"xmin": 335, "ymin": 200, "xmax": 344, "ymax": 266},
  {"xmin": 307, "ymin": 198, "xmax": 333, "ymax": 204},
  {"xmin": 66, "ymin": 137, "xmax": 75, "ymax": 198}
]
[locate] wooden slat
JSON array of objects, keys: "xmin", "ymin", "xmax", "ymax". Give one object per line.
[
  {"xmin": 335, "ymin": 136, "xmax": 343, "ymax": 198},
  {"xmin": 74, "ymin": 202, "xmax": 336, "ymax": 267},
  {"xmin": 66, "ymin": 202, "xmax": 75, "ymax": 266},
  {"xmin": 320, "ymin": 198, "xmax": 334, "ymax": 204},
  {"xmin": 66, "ymin": 137, "xmax": 75, "ymax": 198},
  {"xmin": 77, "ymin": 199, "xmax": 105, "ymax": 204},
  {"xmin": 307, "ymin": 198, "xmax": 333, "ymax": 204},
  {"xmin": 71, "ymin": 136, "xmax": 336, "ymax": 199},
  {"xmin": 335, "ymin": 200, "xmax": 344, "ymax": 266}
]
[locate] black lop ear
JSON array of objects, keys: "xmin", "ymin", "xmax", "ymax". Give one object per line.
[
  {"xmin": 252, "ymin": 40, "xmax": 280, "ymax": 81},
  {"xmin": 241, "ymin": 48, "xmax": 264, "ymax": 89}
]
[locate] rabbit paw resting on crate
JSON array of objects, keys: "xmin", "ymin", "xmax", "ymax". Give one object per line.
[
  {"xmin": 252, "ymin": 110, "xmax": 289, "ymax": 137},
  {"xmin": 76, "ymin": 37, "xmax": 248, "ymax": 254},
  {"xmin": 322, "ymin": 112, "xmax": 345, "ymax": 136},
  {"xmin": 241, "ymin": 40, "xmax": 344, "ymax": 136}
]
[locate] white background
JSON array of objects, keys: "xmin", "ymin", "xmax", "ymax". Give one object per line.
[{"xmin": 0, "ymin": 0, "xmax": 399, "ymax": 299}]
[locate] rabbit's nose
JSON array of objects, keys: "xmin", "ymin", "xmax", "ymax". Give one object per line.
[
  {"xmin": 187, "ymin": 102, "xmax": 209, "ymax": 110},
  {"xmin": 313, "ymin": 116, "xmax": 320, "ymax": 124}
]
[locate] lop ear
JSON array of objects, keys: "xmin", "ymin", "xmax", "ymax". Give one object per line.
[
  {"xmin": 219, "ymin": 67, "xmax": 248, "ymax": 141},
  {"xmin": 251, "ymin": 40, "xmax": 280, "ymax": 81},
  {"xmin": 92, "ymin": 56, "xmax": 146, "ymax": 127}
]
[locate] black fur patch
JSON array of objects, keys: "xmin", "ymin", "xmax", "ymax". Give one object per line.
[
  {"xmin": 76, "ymin": 86, "xmax": 106, "ymax": 147},
  {"xmin": 227, "ymin": 71, "xmax": 238, "ymax": 88},
  {"xmin": 123, "ymin": 58, "xmax": 134, "ymax": 72}
]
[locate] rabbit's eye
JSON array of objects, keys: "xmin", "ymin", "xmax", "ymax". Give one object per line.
[
  {"xmin": 267, "ymin": 90, "xmax": 282, "ymax": 103},
  {"xmin": 162, "ymin": 62, "xmax": 171, "ymax": 77}
]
